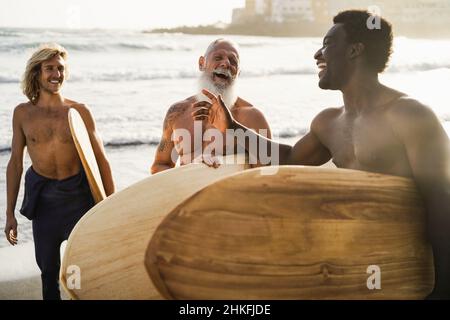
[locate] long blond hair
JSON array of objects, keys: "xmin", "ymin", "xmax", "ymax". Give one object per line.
[{"xmin": 21, "ymin": 43, "xmax": 68, "ymax": 104}]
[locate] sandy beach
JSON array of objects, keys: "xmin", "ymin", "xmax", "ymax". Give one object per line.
[
  {"xmin": 0, "ymin": 145, "xmax": 155, "ymax": 300},
  {"xmin": 0, "ymin": 242, "xmax": 44, "ymax": 300}
]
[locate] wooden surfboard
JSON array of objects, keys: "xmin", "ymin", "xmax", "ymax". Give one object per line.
[
  {"xmin": 146, "ymin": 166, "xmax": 434, "ymax": 300},
  {"xmin": 68, "ymin": 108, "xmax": 106, "ymax": 204},
  {"xmin": 60, "ymin": 154, "xmax": 249, "ymax": 299}
]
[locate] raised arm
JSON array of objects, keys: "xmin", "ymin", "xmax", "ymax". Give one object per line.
[
  {"xmin": 194, "ymin": 89, "xmax": 331, "ymax": 166},
  {"xmin": 74, "ymin": 104, "xmax": 115, "ymax": 196},
  {"xmin": 389, "ymin": 100, "xmax": 450, "ymax": 299},
  {"xmin": 4, "ymin": 105, "xmax": 26, "ymax": 245},
  {"xmin": 151, "ymin": 104, "xmax": 179, "ymax": 174}
]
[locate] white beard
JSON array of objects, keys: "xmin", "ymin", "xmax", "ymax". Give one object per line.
[{"xmin": 196, "ymin": 72, "xmax": 238, "ymax": 108}]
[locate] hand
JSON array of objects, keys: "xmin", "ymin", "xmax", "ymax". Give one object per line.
[
  {"xmin": 4, "ymin": 216, "xmax": 18, "ymax": 246},
  {"xmin": 192, "ymin": 89, "xmax": 235, "ymax": 133},
  {"xmin": 193, "ymin": 153, "xmax": 222, "ymax": 169}
]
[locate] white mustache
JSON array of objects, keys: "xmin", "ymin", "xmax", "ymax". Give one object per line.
[{"xmin": 213, "ymin": 68, "xmax": 233, "ymax": 78}]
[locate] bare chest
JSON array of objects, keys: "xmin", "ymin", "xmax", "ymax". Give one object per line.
[
  {"xmin": 322, "ymin": 115, "xmax": 410, "ymax": 175},
  {"xmin": 23, "ymin": 108, "xmax": 73, "ymax": 146}
]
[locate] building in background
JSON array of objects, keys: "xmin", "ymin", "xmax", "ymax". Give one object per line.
[
  {"xmin": 233, "ymin": 0, "xmax": 313, "ymax": 24},
  {"xmin": 232, "ymin": 0, "xmax": 271, "ymax": 24},
  {"xmin": 386, "ymin": 0, "xmax": 450, "ymax": 25},
  {"xmin": 270, "ymin": 0, "xmax": 314, "ymax": 23},
  {"xmin": 311, "ymin": 0, "xmax": 330, "ymax": 23},
  {"xmin": 231, "ymin": 0, "xmax": 450, "ymax": 36},
  {"xmin": 312, "ymin": 0, "xmax": 450, "ymax": 25}
]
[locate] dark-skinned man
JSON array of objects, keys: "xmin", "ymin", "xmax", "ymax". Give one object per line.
[{"xmin": 193, "ymin": 11, "xmax": 450, "ymax": 299}]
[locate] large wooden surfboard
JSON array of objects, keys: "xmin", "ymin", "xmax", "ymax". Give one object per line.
[
  {"xmin": 146, "ymin": 166, "xmax": 434, "ymax": 300},
  {"xmin": 68, "ymin": 108, "xmax": 106, "ymax": 204},
  {"xmin": 60, "ymin": 154, "xmax": 249, "ymax": 299}
]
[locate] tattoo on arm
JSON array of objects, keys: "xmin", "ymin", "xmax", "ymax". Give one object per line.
[
  {"xmin": 159, "ymin": 103, "xmax": 188, "ymax": 153},
  {"xmin": 164, "ymin": 103, "xmax": 188, "ymax": 130},
  {"xmin": 163, "ymin": 115, "xmax": 170, "ymax": 131},
  {"xmin": 158, "ymin": 138, "xmax": 168, "ymax": 152}
]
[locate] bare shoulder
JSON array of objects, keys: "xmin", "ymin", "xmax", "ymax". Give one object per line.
[
  {"xmin": 232, "ymin": 98, "xmax": 264, "ymax": 118},
  {"xmin": 233, "ymin": 104, "xmax": 264, "ymax": 118},
  {"xmin": 232, "ymin": 100, "xmax": 271, "ymax": 135},
  {"xmin": 66, "ymin": 101, "xmax": 100, "ymax": 132},
  {"xmin": 164, "ymin": 97, "xmax": 193, "ymax": 128},
  {"xmin": 13, "ymin": 102, "xmax": 31, "ymax": 116},
  {"xmin": 386, "ymin": 97, "xmax": 439, "ymax": 128},
  {"xmin": 67, "ymin": 100, "xmax": 91, "ymax": 114},
  {"xmin": 167, "ymin": 98, "xmax": 192, "ymax": 115},
  {"xmin": 67, "ymin": 101, "xmax": 97, "ymax": 122},
  {"xmin": 311, "ymin": 106, "xmax": 343, "ymax": 132},
  {"xmin": 12, "ymin": 102, "xmax": 33, "ymax": 125}
]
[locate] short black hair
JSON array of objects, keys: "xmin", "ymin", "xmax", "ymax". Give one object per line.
[{"xmin": 333, "ymin": 10, "xmax": 393, "ymax": 73}]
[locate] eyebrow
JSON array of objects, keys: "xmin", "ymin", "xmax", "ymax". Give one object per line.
[
  {"xmin": 43, "ymin": 63, "xmax": 64, "ymax": 67},
  {"xmin": 214, "ymin": 47, "xmax": 238, "ymax": 55},
  {"xmin": 212, "ymin": 51, "xmax": 239, "ymax": 61}
]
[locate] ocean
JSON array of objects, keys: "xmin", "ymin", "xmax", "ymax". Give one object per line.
[{"xmin": 1, "ymin": 28, "xmax": 450, "ymax": 248}]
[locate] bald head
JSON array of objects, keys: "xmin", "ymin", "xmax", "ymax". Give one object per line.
[{"xmin": 204, "ymin": 39, "xmax": 240, "ymax": 60}]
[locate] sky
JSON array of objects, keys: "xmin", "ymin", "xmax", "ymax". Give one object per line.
[{"xmin": 0, "ymin": 0, "xmax": 245, "ymax": 29}]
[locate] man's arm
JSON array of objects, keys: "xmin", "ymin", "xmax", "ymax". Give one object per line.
[
  {"xmin": 151, "ymin": 104, "xmax": 179, "ymax": 174},
  {"xmin": 389, "ymin": 100, "xmax": 450, "ymax": 299},
  {"xmin": 236, "ymin": 107, "xmax": 272, "ymax": 139},
  {"xmin": 231, "ymin": 107, "xmax": 272, "ymax": 167},
  {"xmin": 4, "ymin": 105, "xmax": 26, "ymax": 246},
  {"xmin": 195, "ymin": 89, "xmax": 331, "ymax": 166},
  {"xmin": 74, "ymin": 104, "xmax": 115, "ymax": 196}
]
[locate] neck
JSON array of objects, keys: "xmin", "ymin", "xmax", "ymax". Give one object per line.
[
  {"xmin": 36, "ymin": 90, "xmax": 65, "ymax": 108},
  {"xmin": 341, "ymin": 71, "xmax": 382, "ymax": 114}
]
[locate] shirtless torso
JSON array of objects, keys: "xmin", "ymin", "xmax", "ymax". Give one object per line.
[
  {"xmin": 151, "ymin": 95, "xmax": 271, "ymax": 173},
  {"xmin": 312, "ymin": 93, "xmax": 414, "ymax": 177},
  {"xmin": 16, "ymin": 100, "xmax": 82, "ymax": 179},
  {"xmin": 12, "ymin": 99, "xmax": 116, "ymax": 183},
  {"xmin": 285, "ymin": 86, "xmax": 449, "ymax": 188},
  {"xmin": 5, "ymin": 98, "xmax": 114, "ymax": 244}
]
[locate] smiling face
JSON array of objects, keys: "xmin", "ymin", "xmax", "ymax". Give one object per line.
[
  {"xmin": 314, "ymin": 24, "xmax": 354, "ymax": 90},
  {"xmin": 199, "ymin": 41, "xmax": 240, "ymax": 90},
  {"xmin": 38, "ymin": 54, "xmax": 66, "ymax": 95}
]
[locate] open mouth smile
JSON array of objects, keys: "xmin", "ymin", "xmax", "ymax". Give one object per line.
[
  {"xmin": 213, "ymin": 70, "xmax": 231, "ymax": 81},
  {"xmin": 317, "ymin": 62, "xmax": 327, "ymax": 77}
]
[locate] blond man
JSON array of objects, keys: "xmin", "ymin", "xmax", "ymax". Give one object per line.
[{"xmin": 4, "ymin": 44, "xmax": 115, "ymax": 299}]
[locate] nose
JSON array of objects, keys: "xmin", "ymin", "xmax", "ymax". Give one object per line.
[
  {"xmin": 314, "ymin": 47, "xmax": 323, "ymax": 61},
  {"xmin": 52, "ymin": 69, "xmax": 61, "ymax": 78},
  {"xmin": 219, "ymin": 59, "xmax": 230, "ymax": 69}
]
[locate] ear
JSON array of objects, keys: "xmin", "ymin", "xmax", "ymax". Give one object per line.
[
  {"xmin": 349, "ymin": 43, "xmax": 365, "ymax": 59},
  {"xmin": 198, "ymin": 56, "xmax": 205, "ymax": 71}
]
